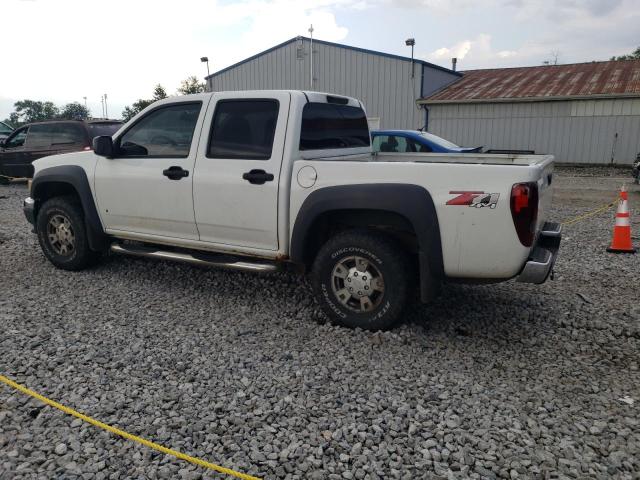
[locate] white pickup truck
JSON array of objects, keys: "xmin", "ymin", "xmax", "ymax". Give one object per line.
[{"xmin": 24, "ymin": 90, "xmax": 561, "ymax": 330}]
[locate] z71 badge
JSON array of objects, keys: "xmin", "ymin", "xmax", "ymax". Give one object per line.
[{"xmin": 447, "ymin": 191, "xmax": 500, "ymax": 209}]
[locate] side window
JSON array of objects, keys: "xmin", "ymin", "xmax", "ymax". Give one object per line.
[
  {"xmin": 118, "ymin": 103, "xmax": 202, "ymax": 157},
  {"xmin": 4, "ymin": 127, "xmax": 28, "ymax": 149},
  {"xmin": 411, "ymin": 139, "xmax": 432, "ymax": 153},
  {"xmin": 207, "ymin": 100, "xmax": 279, "ymax": 160},
  {"xmin": 52, "ymin": 123, "xmax": 87, "ymax": 145},
  {"xmin": 25, "ymin": 124, "xmax": 55, "ymax": 148},
  {"xmin": 379, "ymin": 135, "xmax": 400, "ymax": 153},
  {"xmin": 371, "ymin": 135, "xmax": 385, "ymax": 152}
]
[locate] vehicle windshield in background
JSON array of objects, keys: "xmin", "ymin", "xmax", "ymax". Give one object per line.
[
  {"xmin": 300, "ymin": 103, "xmax": 370, "ymax": 150},
  {"xmin": 0, "ymin": 122, "xmax": 13, "ymax": 135},
  {"xmin": 88, "ymin": 122, "xmax": 123, "ymax": 138},
  {"xmin": 418, "ymin": 132, "xmax": 461, "ymax": 150}
]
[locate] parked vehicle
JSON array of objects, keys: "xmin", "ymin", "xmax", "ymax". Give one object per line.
[
  {"xmin": 23, "ymin": 91, "xmax": 561, "ymax": 330},
  {"xmin": 0, "ymin": 121, "xmax": 13, "ymax": 142},
  {"xmin": 0, "ymin": 119, "xmax": 122, "ymax": 180},
  {"xmin": 633, "ymin": 153, "xmax": 640, "ymax": 184},
  {"xmin": 372, "ymin": 129, "xmax": 482, "ymax": 154}
]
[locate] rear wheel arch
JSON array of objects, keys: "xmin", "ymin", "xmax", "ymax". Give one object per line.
[{"xmin": 290, "ymin": 184, "xmax": 444, "ymax": 302}]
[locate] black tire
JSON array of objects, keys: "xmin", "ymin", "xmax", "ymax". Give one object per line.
[
  {"xmin": 36, "ymin": 196, "xmax": 100, "ymax": 271},
  {"xmin": 311, "ymin": 230, "xmax": 410, "ymax": 330}
]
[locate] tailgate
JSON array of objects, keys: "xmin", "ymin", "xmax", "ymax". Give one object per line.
[{"xmin": 534, "ymin": 156, "xmax": 555, "ymax": 237}]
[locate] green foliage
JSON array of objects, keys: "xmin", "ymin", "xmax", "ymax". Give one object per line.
[
  {"xmin": 122, "ymin": 84, "xmax": 169, "ymax": 122},
  {"xmin": 177, "ymin": 76, "xmax": 206, "ymax": 95},
  {"xmin": 610, "ymin": 46, "xmax": 640, "ymax": 61},
  {"xmin": 58, "ymin": 102, "xmax": 90, "ymax": 120},
  {"xmin": 5, "ymin": 100, "xmax": 60, "ymax": 128}
]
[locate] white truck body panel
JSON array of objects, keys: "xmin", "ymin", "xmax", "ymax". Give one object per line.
[
  {"xmin": 289, "ymin": 155, "xmax": 554, "ymax": 278},
  {"xmin": 31, "ymin": 90, "xmax": 557, "ymax": 279}
]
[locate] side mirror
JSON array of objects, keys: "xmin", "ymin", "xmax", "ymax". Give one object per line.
[{"xmin": 93, "ymin": 136, "xmax": 114, "ymax": 157}]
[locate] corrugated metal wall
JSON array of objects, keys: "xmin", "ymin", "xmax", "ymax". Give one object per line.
[
  {"xmin": 208, "ymin": 38, "xmax": 458, "ymax": 130},
  {"xmin": 427, "ymin": 98, "xmax": 640, "ymax": 165}
]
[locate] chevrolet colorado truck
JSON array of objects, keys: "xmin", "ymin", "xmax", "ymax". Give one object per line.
[{"xmin": 23, "ymin": 90, "xmax": 561, "ymax": 330}]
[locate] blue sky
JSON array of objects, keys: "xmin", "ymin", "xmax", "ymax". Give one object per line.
[{"xmin": 1, "ymin": 0, "xmax": 638, "ymax": 120}]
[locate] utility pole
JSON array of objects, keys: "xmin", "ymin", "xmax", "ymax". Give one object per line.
[
  {"xmin": 100, "ymin": 96, "xmax": 105, "ymax": 118},
  {"xmin": 103, "ymin": 94, "xmax": 108, "ymax": 119},
  {"xmin": 308, "ymin": 24, "xmax": 314, "ymax": 90}
]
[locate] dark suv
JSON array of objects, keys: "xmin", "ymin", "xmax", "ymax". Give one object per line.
[{"xmin": 0, "ymin": 119, "xmax": 122, "ymax": 180}]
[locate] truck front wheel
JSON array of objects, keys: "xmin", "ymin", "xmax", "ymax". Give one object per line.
[
  {"xmin": 36, "ymin": 196, "xmax": 100, "ymax": 271},
  {"xmin": 311, "ymin": 230, "xmax": 410, "ymax": 330}
]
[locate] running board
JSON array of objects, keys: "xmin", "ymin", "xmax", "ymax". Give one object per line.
[{"xmin": 110, "ymin": 243, "xmax": 279, "ymax": 273}]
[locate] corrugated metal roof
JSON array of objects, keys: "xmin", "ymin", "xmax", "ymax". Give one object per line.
[
  {"xmin": 207, "ymin": 36, "xmax": 461, "ymax": 80},
  {"xmin": 421, "ymin": 60, "xmax": 640, "ymax": 104}
]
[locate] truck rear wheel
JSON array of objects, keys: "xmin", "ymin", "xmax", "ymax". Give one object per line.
[
  {"xmin": 311, "ymin": 230, "xmax": 410, "ymax": 330},
  {"xmin": 36, "ymin": 196, "xmax": 100, "ymax": 271}
]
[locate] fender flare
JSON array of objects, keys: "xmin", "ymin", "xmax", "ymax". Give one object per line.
[
  {"xmin": 290, "ymin": 183, "xmax": 443, "ymax": 302},
  {"xmin": 31, "ymin": 165, "xmax": 109, "ymax": 252}
]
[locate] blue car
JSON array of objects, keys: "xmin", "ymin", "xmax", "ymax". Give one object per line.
[{"xmin": 372, "ymin": 130, "xmax": 482, "ymax": 154}]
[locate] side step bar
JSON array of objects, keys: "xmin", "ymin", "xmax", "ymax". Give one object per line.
[{"xmin": 110, "ymin": 243, "xmax": 280, "ymax": 273}]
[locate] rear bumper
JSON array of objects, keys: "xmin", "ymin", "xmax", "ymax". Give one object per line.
[{"xmin": 516, "ymin": 221, "xmax": 562, "ymax": 284}]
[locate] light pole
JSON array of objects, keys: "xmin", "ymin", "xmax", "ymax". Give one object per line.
[
  {"xmin": 405, "ymin": 38, "xmax": 415, "ymax": 78},
  {"xmin": 308, "ymin": 24, "xmax": 314, "ymax": 90},
  {"xmin": 201, "ymin": 56, "xmax": 210, "ymax": 77},
  {"xmin": 103, "ymin": 93, "xmax": 108, "ymax": 118}
]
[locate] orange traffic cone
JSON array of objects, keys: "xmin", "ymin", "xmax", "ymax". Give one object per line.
[{"xmin": 607, "ymin": 185, "xmax": 636, "ymax": 253}]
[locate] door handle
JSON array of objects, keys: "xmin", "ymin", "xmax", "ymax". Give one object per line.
[
  {"xmin": 163, "ymin": 166, "xmax": 189, "ymax": 180},
  {"xmin": 242, "ymin": 169, "xmax": 274, "ymax": 185}
]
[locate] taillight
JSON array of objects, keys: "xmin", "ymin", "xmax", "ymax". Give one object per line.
[{"xmin": 510, "ymin": 182, "xmax": 538, "ymax": 247}]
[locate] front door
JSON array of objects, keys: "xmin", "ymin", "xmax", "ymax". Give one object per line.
[
  {"xmin": 0, "ymin": 126, "xmax": 29, "ymax": 177},
  {"xmin": 95, "ymin": 100, "xmax": 207, "ymax": 240},
  {"xmin": 192, "ymin": 92, "xmax": 291, "ymax": 251}
]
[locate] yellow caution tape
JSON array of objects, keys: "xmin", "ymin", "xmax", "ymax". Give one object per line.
[
  {"xmin": 0, "ymin": 374, "xmax": 261, "ymax": 480},
  {"xmin": 562, "ymin": 199, "xmax": 618, "ymax": 226}
]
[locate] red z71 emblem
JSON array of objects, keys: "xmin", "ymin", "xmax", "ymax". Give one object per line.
[{"xmin": 447, "ymin": 191, "xmax": 500, "ymax": 209}]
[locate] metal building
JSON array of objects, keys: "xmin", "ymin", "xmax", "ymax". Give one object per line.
[
  {"xmin": 419, "ymin": 60, "xmax": 640, "ymax": 165},
  {"xmin": 206, "ymin": 36, "xmax": 461, "ymax": 130}
]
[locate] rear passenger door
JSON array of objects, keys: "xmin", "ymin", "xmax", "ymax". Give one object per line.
[
  {"xmin": 192, "ymin": 92, "xmax": 291, "ymax": 251},
  {"xmin": 50, "ymin": 122, "xmax": 90, "ymax": 155},
  {"xmin": 23, "ymin": 124, "xmax": 57, "ymax": 173}
]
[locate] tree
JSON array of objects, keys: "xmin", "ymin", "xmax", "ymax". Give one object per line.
[
  {"xmin": 58, "ymin": 102, "xmax": 90, "ymax": 120},
  {"xmin": 610, "ymin": 46, "xmax": 640, "ymax": 61},
  {"xmin": 5, "ymin": 100, "xmax": 60, "ymax": 127},
  {"xmin": 121, "ymin": 84, "xmax": 168, "ymax": 122},
  {"xmin": 177, "ymin": 76, "xmax": 206, "ymax": 95}
]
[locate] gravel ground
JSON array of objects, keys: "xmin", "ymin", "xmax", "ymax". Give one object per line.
[{"xmin": 1, "ymin": 173, "xmax": 639, "ymax": 480}]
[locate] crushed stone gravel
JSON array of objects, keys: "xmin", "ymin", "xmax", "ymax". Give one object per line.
[{"xmin": 1, "ymin": 174, "xmax": 639, "ymax": 479}]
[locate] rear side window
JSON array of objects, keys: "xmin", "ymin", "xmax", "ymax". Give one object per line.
[
  {"xmin": 300, "ymin": 103, "xmax": 370, "ymax": 150},
  {"xmin": 26, "ymin": 124, "xmax": 56, "ymax": 148},
  {"xmin": 88, "ymin": 122, "xmax": 122, "ymax": 139},
  {"xmin": 52, "ymin": 123, "xmax": 87, "ymax": 145},
  {"xmin": 207, "ymin": 100, "xmax": 279, "ymax": 160}
]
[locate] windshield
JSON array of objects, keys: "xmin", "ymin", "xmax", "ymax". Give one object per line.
[
  {"xmin": 0, "ymin": 122, "xmax": 13, "ymax": 135},
  {"xmin": 87, "ymin": 122, "xmax": 122, "ymax": 138},
  {"xmin": 418, "ymin": 132, "xmax": 461, "ymax": 149}
]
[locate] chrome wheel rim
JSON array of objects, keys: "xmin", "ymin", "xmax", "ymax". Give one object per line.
[
  {"xmin": 47, "ymin": 214, "xmax": 75, "ymax": 256},
  {"xmin": 331, "ymin": 255, "xmax": 385, "ymax": 313}
]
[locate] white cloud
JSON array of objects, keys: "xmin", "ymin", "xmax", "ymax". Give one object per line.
[
  {"xmin": 0, "ymin": 0, "xmax": 354, "ymax": 118},
  {"xmin": 425, "ymin": 34, "xmax": 517, "ymax": 68}
]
